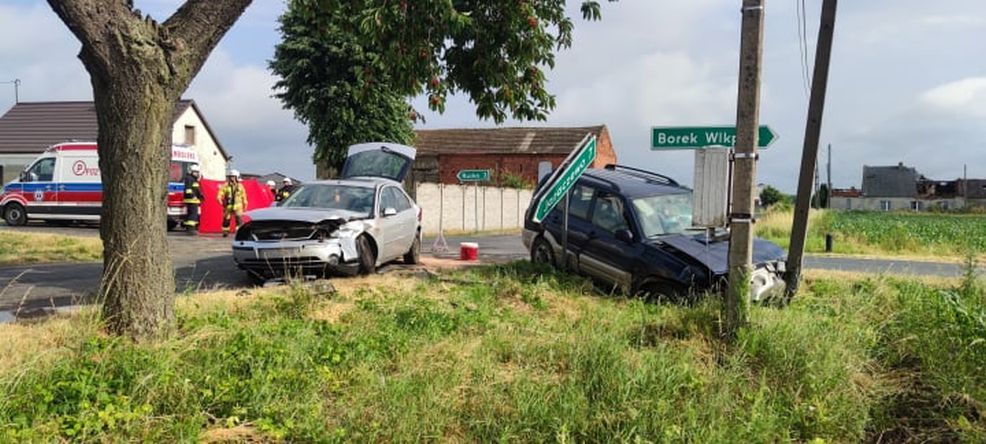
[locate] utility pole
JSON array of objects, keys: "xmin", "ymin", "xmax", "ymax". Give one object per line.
[
  {"xmin": 826, "ymin": 144, "xmax": 832, "ymax": 208},
  {"xmin": 785, "ymin": 0, "xmax": 838, "ymax": 299},
  {"xmin": 724, "ymin": 0, "xmax": 766, "ymax": 342},
  {"xmin": 813, "ymin": 160, "xmax": 820, "ymax": 208}
]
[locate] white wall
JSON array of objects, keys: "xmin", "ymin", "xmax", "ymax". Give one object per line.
[
  {"xmin": 834, "ymin": 197, "xmax": 966, "ymax": 211},
  {"xmin": 171, "ymin": 107, "xmax": 227, "ymax": 180},
  {"xmin": 416, "ymin": 183, "xmax": 533, "ymax": 235}
]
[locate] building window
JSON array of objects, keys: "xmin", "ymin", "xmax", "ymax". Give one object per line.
[
  {"xmin": 910, "ymin": 201, "xmax": 921, "ymax": 211},
  {"xmin": 880, "ymin": 200, "xmax": 891, "ymax": 211},
  {"xmin": 184, "ymin": 125, "xmax": 196, "ymax": 145}
]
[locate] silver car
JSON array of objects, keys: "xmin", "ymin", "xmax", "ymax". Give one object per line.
[{"xmin": 232, "ymin": 143, "xmax": 421, "ymax": 283}]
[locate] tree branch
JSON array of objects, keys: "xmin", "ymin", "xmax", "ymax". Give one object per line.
[
  {"xmin": 162, "ymin": 0, "xmax": 253, "ymax": 87},
  {"xmin": 46, "ymin": 0, "xmax": 134, "ymax": 76}
]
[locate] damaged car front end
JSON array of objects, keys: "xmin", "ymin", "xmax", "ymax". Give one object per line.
[{"xmin": 232, "ymin": 209, "xmax": 372, "ymax": 281}]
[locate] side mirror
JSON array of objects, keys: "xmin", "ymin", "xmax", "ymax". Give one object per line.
[
  {"xmin": 383, "ymin": 207, "xmax": 398, "ymax": 217},
  {"xmin": 615, "ymin": 229, "xmax": 634, "ymax": 244}
]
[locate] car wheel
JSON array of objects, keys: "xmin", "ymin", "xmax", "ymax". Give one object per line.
[
  {"xmin": 246, "ymin": 271, "xmax": 266, "ymax": 286},
  {"xmin": 3, "ymin": 203, "xmax": 27, "ymax": 226},
  {"xmin": 403, "ymin": 233, "xmax": 421, "ymax": 264},
  {"xmin": 357, "ymin": 235, "xmax": 377, "ymax": 275},
  {"xmin": 530, "ymin": 236, "xmax": 555, "ymax": 268},
  {"xmin": 636, "ymin": 280, "xmax": 687, "ymax": 304}
]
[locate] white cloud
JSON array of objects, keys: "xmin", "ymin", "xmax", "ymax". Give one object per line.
[{"xmin": 920, "ymin": 77, "xmax": 986, "ymax": 118}]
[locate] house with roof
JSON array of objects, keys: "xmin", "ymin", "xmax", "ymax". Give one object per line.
[
  {"xmin": 830, "ymin": 162, "xmax": 969, "ymax": 211},
  {"xmin": 0, "ymin": 100, "xmax": 230, "ymax": 183},
  {"xmin": 407, "ymin": 125, "xmax": 617, "ymax": 186}
]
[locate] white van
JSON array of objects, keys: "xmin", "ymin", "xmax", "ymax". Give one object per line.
[{"xmin": 1, "ymin": 142, "xmax": 199, "ymax": 229}]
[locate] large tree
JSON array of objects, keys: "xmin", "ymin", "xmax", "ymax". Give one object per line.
[
  {"xmin": 47, "ymin": 0, "xmax": 252, "ymax": 337},
  {"xmin": 49, "ymin": 0, "xmax": 613, "ymax": 338},
  {"xmin": 270, "ymin": 1, "xmax": 415, "ymax": 174}
]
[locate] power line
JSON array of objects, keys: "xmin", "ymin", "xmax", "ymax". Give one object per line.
[{"xmin": 795, "ymin": 0, "xmax": 811, "ymax": 98}]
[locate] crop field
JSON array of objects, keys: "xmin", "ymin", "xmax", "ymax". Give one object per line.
[{"xmin": 759, "ymin": 210, "xmax": 986, "ymax": 258}]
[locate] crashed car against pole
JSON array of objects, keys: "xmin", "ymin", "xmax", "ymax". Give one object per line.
[
  {"xmin": 231, "ymin": 143, "xmax": 422, "ymax": 283},
  {"xmin": 523, "ymin": 164, "xmax": 788, "ymax": 303}
]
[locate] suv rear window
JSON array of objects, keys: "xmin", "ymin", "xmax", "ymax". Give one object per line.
[
  {"xmin": 568, "ymin": 185, "xmax": 594, "ymax": 220},
  {"xmin": 591, "ymin": 193, "xmax": 629, "ymax": 233}
]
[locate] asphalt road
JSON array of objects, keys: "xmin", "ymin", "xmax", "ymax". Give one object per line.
[{"xmin": 0, "ymin": 224, "xmax": 975, "ymax": 317}]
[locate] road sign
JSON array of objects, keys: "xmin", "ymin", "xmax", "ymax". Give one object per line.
[
  {"xmin": 456, "ymin": 169, "xmax": 490, "ymax": 182},
  {"xmin": 651, "ymin": 125, "xmax": 777, "ymax": 149},
  {"xmin": 531, "ymin": 135, "xmax": 597, "ymax": 223}
]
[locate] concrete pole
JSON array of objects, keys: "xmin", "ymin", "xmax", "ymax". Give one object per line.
[
  {"xmin": 827, "ymin": 143, "xmax": 832, "ymax": 208},
  {"xmin": 785, "ymin": 0, "xmax": 839, "ymax": 300},
  {"xmin": 725, "ymin": 0, "xmax": 767, "ymax": 341}
]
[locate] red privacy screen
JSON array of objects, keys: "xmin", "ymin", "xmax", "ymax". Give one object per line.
[{"xmin": 198, "ymin": 179, "xmax": 275, "ymax": 233}]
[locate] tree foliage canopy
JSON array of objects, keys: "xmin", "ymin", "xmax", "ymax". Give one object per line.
[
  {"xmin": 292, "ymin": 0, "xmax": 616, "ymax": 124},
  {"xmin": 270, "ymin": 1, "xmax": 414, "ymax": 171}
]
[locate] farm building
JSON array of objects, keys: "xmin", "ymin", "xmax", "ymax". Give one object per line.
[{"xmin": 830, "ymin": 162, "xmax": 970, "ymax": 211}]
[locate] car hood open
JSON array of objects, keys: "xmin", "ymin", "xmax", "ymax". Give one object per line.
[
  {"xmin": 657, "ymin": 233, "xmax": 787, "ymax": 275},
  {"xmin": 245, "ymin": 207, "xmax": 368, "ymax": 224}
]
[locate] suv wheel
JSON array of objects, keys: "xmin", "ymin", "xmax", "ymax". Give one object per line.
[
  {"xmin": 636, "ymin": 279, "xmax": 687, "ymax": 304},
  {"xmin": 403, "ymin": 233, "xmax": 421, "ymax": 264},
  {"xmin": 357, "ymin": 235, "xmax": 377, "ymax": 275},
  {"xmin": 530, "ymin": 236, "xmax": 556, "ymax": 268},
  {"xmin": 3, "ymin": 203, "xmax": 27, "ymax": 226}
]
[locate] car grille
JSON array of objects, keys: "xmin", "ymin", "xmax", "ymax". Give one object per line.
[{"xmin": 238, "ymin": 221, "xmax": 315, "ymax": 242}]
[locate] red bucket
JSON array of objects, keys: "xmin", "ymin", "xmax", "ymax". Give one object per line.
[{"xmin": 460, "ymin": 242, "xmax": 479, "ymax": 261}]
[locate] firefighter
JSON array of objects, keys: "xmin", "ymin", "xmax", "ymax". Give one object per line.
[
  {"xmin": 266, "ymin": 180, "xmax": 277, "ymax": 201},
  {"xmin": 217, "ymin": 169, "xmax": 248, "ymax": 237},
  {"xmin": 276, "ymin": 177, "xmax": 296, "ymax": 203},
  {"xmin": 182, "ymin": 164, "xmax": 204, "ymax": 235}
]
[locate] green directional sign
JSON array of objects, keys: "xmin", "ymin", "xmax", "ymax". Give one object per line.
[
  {"xmin": 651, "ymin": 125, "xmax": 777, "ymax": 150},
  {"xmin": 456, "ymin": 169, "xmax": 490, "ymax": 182},
  {"xmin": 532, "ymin": 136, "xmax": 597, "ymax": 223}
]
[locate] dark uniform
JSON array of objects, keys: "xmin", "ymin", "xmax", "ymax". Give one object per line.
[
  {"xmin": 182, "ymin": 171, "xmax": 204, "ymax": 233},
  {"xmin": 276, "ymin": 184, "xmax": 296, "ymax": 203}
]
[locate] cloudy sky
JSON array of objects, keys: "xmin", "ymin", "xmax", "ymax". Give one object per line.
[{"xmin": 1, "ymin": 0, "xmax": 984, "ymax": 191}]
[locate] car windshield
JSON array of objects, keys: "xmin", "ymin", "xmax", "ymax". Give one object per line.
[
  {"xmin": 632, "ymin": 192, "xmax": 693, "ymax": 237},
  {"xmin": 280, "ymin": 184, "xmax": 375, "ymax": 215}
]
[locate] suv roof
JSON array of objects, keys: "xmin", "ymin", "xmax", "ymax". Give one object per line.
[{"xmin": 580, "ymin": 165, "xmax": 691, "ymax": 198}]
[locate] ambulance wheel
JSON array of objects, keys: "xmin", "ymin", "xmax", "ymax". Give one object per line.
[{"xmin": 3, "ymin": 203, "xmax": 27, "ymax": 226}]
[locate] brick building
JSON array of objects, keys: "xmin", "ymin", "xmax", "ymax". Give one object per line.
[{"xmin": 411, "ymin": 125, "xmax": 617, "ymax": 186}]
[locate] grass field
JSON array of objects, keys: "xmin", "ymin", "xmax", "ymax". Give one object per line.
[
  {"xmin": 759, "ymin": 209, "xmax": 986, "ymax": 259},
  {"xmin": 1, "ymin": 264, "xmax": 983, "ymax": 442},
  {"xmin": 0, "ymin": 231, "xmax": 102, "ymax": 265}
]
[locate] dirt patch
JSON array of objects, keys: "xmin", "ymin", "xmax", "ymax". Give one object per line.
[{"xmin": 199, "ymin": 425, "xmax": 266, "ymax": 443}]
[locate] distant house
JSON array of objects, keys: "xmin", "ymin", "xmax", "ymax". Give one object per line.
[
  {"xmin": 410, "ymin": 125, "xmax": 618, "ymax": 186},
  {"xmin": 831, "ymin": 162, "xmax": 966, "ymax": 211},
  {"xmin": 0, "ymin": 100, "xmax": 230, "ymax": 182},
  {"xmin": 241, "ymin": 171, "xmax": 302, "ymax": 185}
]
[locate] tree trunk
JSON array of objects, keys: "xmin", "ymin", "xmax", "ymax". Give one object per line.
[
  {"xmin": 47, "ymin": 0, "xmax": 252, "ymax": 338},
  {"xmin": 94, "ymin": 76, "xmax": 176, "ymax": 337}
]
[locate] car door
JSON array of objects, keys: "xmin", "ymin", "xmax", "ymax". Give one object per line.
[
  {"xmin": 579, "ymin": 192, "xmax": 637, "ymax": 289},
  {"xmin": 378, "ymin": 186, "xmax": 416, "ymax": 262},
  {"xmin": 339, "ymin": 143, "xmax": 417, "ymax": 183},
  {"xmin": 389, "ymin": 187, "xmax": 418, "ymax": 254},
  {"xmin": 543, "ymin": 183, "xmax": 596, "ymax": 268},
  {"xmin": 23, "ymin": 157, "xmax": 58, "ymax": 216}
]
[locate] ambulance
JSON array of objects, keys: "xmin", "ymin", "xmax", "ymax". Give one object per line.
[{"xmin": 1, "ymin": 142, "xmax": 200, "ymax": 229}]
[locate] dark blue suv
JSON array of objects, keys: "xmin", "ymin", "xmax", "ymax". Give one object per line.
[{"xmin": 523, "ymin": 165, "xmax": 787, "ymax": 302}]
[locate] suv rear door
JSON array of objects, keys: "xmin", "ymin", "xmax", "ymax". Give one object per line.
[
  {"xmin": 340, "ymin": 143, "xmax": 416, "ymax": 183},
  {"xmin": 543, "ymin": 183, "xmax": 596, "ymax": 267}
]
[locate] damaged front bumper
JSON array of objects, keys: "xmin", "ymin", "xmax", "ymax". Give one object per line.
[
  {"xmin": 232, "ymin": 237, "xmax": 361, "ymax": 278},
  {"xmin": 750, "ymin": 260, "xmax": 787, "ymax": 303}
]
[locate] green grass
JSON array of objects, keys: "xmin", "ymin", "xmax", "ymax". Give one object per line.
[
  {"xmin": 0, "ymin": 264, "xmax": 983, "ymax": 442},
  {"xmin": 0, "ymin": 231, "xmax": 102, "ymax": 265},
  {"xmin": 759, "ymin": 209, "xmax": 986, "ymax": 259}
]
